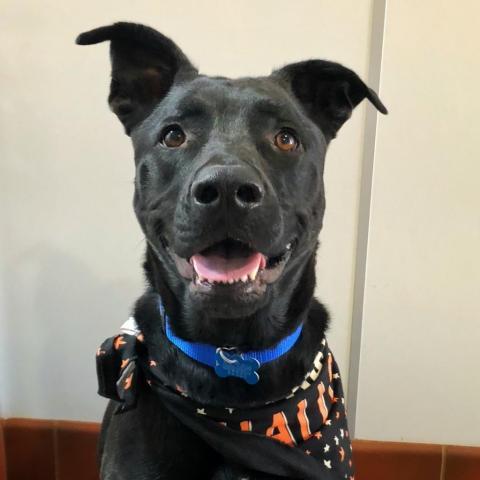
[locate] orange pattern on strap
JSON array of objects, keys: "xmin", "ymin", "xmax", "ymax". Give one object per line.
[
  {"xmin": 123, "ymin": 373, "xmax": 133, "ymax": 390},
  {"xmin": 266, "ymin": 412, "xmax": 296, "ymax": 446},
  {"xmin": 296, "ymin": 399, "xmax": 311, "ymax": 441},
  {"xmin": 317, "ymin": 382, "xmax": 328, "ymax": 424},
  {"xmin": 114, "ymin": 336, "xmax": 127, "ymax": 350},
  {"xmin": 240, "ymin": 420, "xmax": 252, "ymax": 432}
]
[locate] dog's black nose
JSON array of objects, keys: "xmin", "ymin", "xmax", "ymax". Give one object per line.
[{"xmin": 192, "ymin": 165, "xmax": 264, "ymax": 210}]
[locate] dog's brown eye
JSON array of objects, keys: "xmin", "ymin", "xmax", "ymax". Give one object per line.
[
  {"xmin": 161, "ymin": 125, "xmax": 186, "ymax": 148},
  {"xmin": 274, "ymin": 130, "xmax": 299, "ymax": 152}
]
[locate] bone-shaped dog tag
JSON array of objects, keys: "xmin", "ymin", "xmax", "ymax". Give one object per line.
[{"xmin": 214, "ymin": 348, "xmax": 260, "ymax": 384}]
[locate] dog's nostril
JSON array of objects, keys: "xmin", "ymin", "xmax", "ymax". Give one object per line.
[
  {"xmin": 236, "ymin": 183, "xmax": 263, "ymax": 206},
  {"xmin": 193, "ymin": 182, "xmax": 220, "ymax": 205}
]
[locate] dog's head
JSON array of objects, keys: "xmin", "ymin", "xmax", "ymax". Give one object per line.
[{"xmin": 77, "ymin": 23, "xmax": 386, "ymax": 342}]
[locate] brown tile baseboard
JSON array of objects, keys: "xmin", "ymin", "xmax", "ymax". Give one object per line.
[
  {"xmin": 2, "ymin": 419, "xmax": 100, "ymax": 480},
  {"xmin": 445, "ymin": 445, "xmax": 480, "ymax": 480},
  {"xmin": 55, "ymin": 421, "xmax": 101, "ymax": 480},
  {"xmin": 0, "ymin": 418, "xmax": 479, "ymax": 480},
  {"xmin": 353, "ymin": 439, "xmax": 444, "ymax": 480},
  {"xmin": 3, "ymin": 419, "xmax": 56, "ymax": 480},
  {"xmin": 0, "ymin": 419, "xmax": 6, "ymax": 480}
]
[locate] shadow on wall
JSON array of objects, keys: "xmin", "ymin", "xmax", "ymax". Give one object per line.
[{"xmin": 1, "ymin": 244, "xmax": 142, "ymax": 421}]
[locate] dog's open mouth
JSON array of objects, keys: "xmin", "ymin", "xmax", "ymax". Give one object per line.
[
  {"xmin": 168, "ymin": 238, "xmax": 294, "ymax": 290},
  {"xmin": 191, "ymin": 239, "xmax": 267, "ymax": 284}
]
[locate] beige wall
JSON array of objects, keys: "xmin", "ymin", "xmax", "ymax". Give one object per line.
[
  {"xmin": 355, "ymin": 0, "xmax": 480, "ymax": 445},
  {"xmin": 0, "ymin": 0, "xmax": 374, "ymax": 420}
]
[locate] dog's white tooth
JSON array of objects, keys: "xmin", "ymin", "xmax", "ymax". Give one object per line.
[
  {"xmin": 198, "ymin": 275, "xmax": 205, "ymax": 282},
  {"xmin": 249, "ymin": 265, "xmax": 259, "ymax": 281},
  {"xmin": 241, "ymin": 275, "xmax": 248, "ymax": 283},
  {"xmin": 228, "ymin": 278, "xmax": 234, "ymax": 284}
]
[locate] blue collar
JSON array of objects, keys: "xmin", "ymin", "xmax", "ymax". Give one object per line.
[{"xmin": 159, "ymin": 301, "xmax": 303, "ymax": 385}]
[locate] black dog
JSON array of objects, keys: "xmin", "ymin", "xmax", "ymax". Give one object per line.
[{"xmin": 77, "ymin": 22, "xmax": 386, "ymax": 480}]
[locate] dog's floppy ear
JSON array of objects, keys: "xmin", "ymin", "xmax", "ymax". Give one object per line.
[
  {"xmin": 273, "ymin": 60, "xmax": 387, "ymax": 141},
  {"xmin": 76, "ymin": 22, "xmax": 197, "ymax": 134}
]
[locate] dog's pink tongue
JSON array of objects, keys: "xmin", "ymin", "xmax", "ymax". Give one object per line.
[{"xmin": 191, "ymin": 252, "xmax": 265, "ymax": 283}]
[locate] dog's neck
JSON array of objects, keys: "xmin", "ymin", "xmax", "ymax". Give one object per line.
[
  {"xmin": 134, "ymin": 245, "xmax": 329, "ymax": 406},
  {"xmin": 142, "ymin": 245, "xmax": 318, "ymax": 350}
]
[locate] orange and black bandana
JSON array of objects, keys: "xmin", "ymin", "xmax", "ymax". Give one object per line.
[{"xmin": 97, "ymin": 324, "xmax": 355, "ymax": 480}]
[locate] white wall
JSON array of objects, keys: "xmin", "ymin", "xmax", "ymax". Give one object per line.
[
  {"xmin": 0, "ymin": 239, "xmax": 7, "ymax": 418},
  {"xmin": 354, "ymin": 0, "xmax": 480, "ymax": 446},
  {"xmin": 0, "ymin": 0, "xmax": 374, "ymax": 421}
]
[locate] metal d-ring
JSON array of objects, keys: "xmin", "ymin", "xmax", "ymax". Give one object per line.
[{"xmin": 217, "ymin": 348, "xmax": 240, "ymax": 364}]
